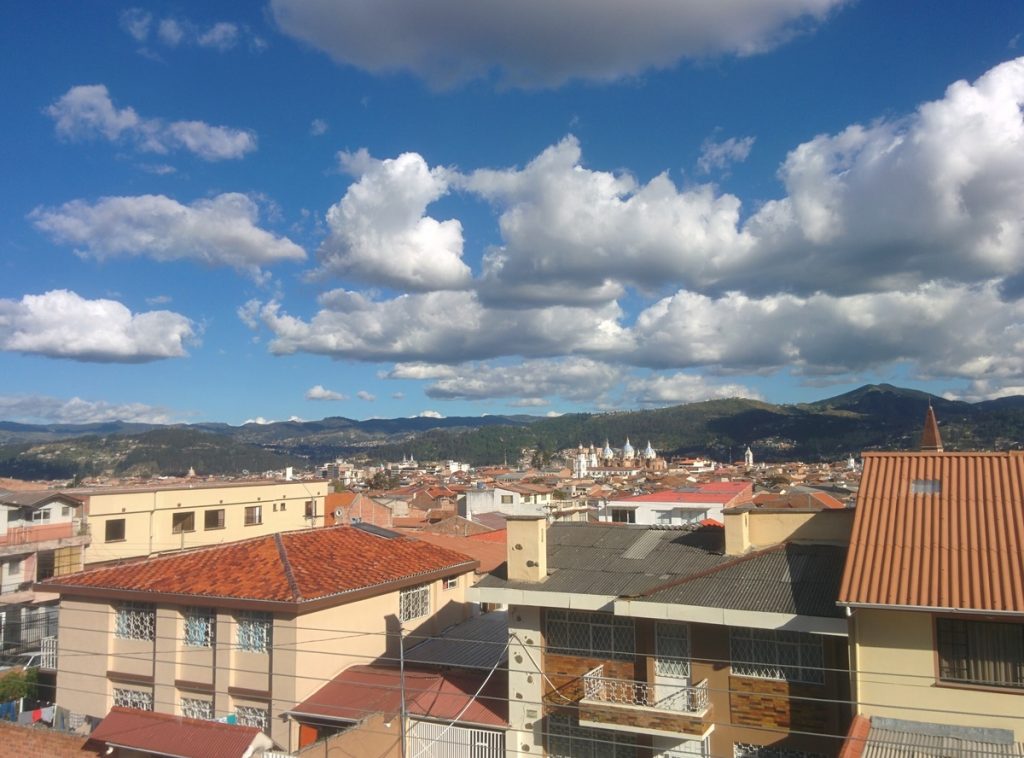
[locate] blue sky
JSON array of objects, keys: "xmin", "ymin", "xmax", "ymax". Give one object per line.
[{"xmin": 3, "ymin": 1, "xmax": 1024, "ymax": 425}]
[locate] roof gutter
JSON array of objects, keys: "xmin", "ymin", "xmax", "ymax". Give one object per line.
[{"xmin": 838, "ymin": 601, "xmax": 1024, "ymax": 617}]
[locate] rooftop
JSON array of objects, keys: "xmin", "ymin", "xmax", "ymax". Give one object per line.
[
  {"xmin": 39, "ymin": 524, "xmax": 477, "ymax": 609},
  {"xmin": 839, "ymin": 451, "xmax": 1024, "ymax": 612},
  {"xmin": 89, "ymin": 707, "xmax": 268, "ymax": 758}
]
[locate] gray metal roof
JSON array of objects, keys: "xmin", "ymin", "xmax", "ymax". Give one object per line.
[
  {"xmin": 862, "ymin": 717, "xmax": 1024, "ymax": 757},
  {"xmin": 636, "ymin": 544, "xmax": 848, "ymax": 618},
  {"xmin": 476, "ymin": 523, "xmax": 847, "ymax": 619},
  {"xmin": 0, "ymin": 490, "xmax": 81, "ymax": 508},
  {"xmin": 405, "ymin": 610, "xmax": 508, "ymax": 671}
]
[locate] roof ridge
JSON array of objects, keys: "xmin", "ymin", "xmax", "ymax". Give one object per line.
[
  {"xmin": 628, "ymin": 543, "xmax": 787, "ymax": 599},
  {"xmin": 274, "ymin": 532, "xmax": 303, "ymax": 602}
]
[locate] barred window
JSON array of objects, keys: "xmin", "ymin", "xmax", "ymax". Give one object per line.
[
  {"xmin": 655, "ymin": 622, "xmax": 690, "ymax": 679},
  {"xmin": 730, "ymin": 628, "xmax": 824, "ymax": 685},
  {"xmin": 113, "ymin": 687, "xmax": 153, "ymax": 711},
  {"xmin": 548, "ymin": 713, "xmax": 636, "ymax": 758},
  {"xmin": 181, "ymin": 697, "xmax": 214, "ymax": 720},
  {"xmin": 115, "ymin": 602, "xmax": 155, "ymax": 641},
  {"xmin": 183, "ymin": 607, "xmax": 214, "ymax": 648},
  {"xmin": 237, "ymin": 611, "xmax": 272, "ymax": 653},
  {"xmin": 236, "ymin": 704, "xmax": 269, "ymax": 731},
  {"xmin": 937, "ymin": 618, "xmax": 1024, "ymax": 689},
  {"xmin": 400, "ymin": 584, "xmax": 430, "ymax": 622},
  {"xmin": 734, "ymin": 743, "xmax": 824, "ymax": 758},
  {"xmin": 545, "ymin": 610, "xmax": 635, "ymax": 660}
]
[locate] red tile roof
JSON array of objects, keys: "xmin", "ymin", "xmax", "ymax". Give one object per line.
[
  {"xmin": 291, "ymin": 665, "xmax": 507, "ymax": 728},
  {"xmin": 40, "ymin": 525, "xmax": 477, "ymax": 608},
  {"xmin": 839, "ymin": 452, "xmax": 1024, "ymax": 612},
  {"xmin": 408, "ymin": 532, "xmax": 506, "ymax": 574},
  {"xmin": 89, "ymin": 707, "xmax": 264, "ymax": 758}
]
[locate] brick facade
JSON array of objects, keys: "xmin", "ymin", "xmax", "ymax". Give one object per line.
[
  {"xmin": 729, "ymin": 676, "xmax": 832, "ymax": 732},
  {"xmin": 0, "ymin": 722, "xmax": 100, "ymax": 758}
]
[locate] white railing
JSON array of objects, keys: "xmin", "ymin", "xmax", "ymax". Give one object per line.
[
  {"xmin": 41, "ymin": 636, "xmax": 57, "ymax": 670},
  {"xmin": 582, "ymin": 664, "xmax": 709, "ymax": 714}
]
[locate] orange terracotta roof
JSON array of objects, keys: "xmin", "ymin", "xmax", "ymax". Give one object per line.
[
  {"xmin": 467, "ymin": 529, "xmax": 506, "ymax": 543},
  {"xmin": 839, "ymin": 452, "xmax": 1024, "ymax": 612},
  {"xmin": 40, "ymin": 525, "xmax": 477, "ymax": 607},
  {"xmin": 90, "ymin": 707, "xmax": 263, "ymax": 758}
]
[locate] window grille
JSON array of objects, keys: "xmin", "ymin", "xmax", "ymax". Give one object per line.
[
  {"xmin": 730, "ymin": 628, "xmax": 823, "ymax": 685},
  {"xmin": 400, "ymin": 584, "xmax": 430, "ymax": 622},
  {"xmin": 655, "ymin": 622, "xmax": 691, "ymax": 678},
  {"xmin": 237, "ymin": 611, "xmax": 272, "ymax": 653},
  {"xmin": 937, "ymin": 618, "xmax": 1024, "ymax": 689},
  {"xmin": 113, "ymin": 687, "xmax": 153, "ymax": 711},
  {"xmin": 545, "ymin": 610, "xmax": 635, "ymax": 660},
  {"xmin": 236, "ymin": 705, "xmax": 269, "ymax": 731},
  {"xmin": 115, "ymin": 602, "xmax": 155, "ymax": 641},
  {"xmin": 181, "ymin": 697, "xmax": 213, "ymax": 720},
  {"xmin": 734, "ymin": 743, "xmax": 824, "ymax": 758},
  {"xmin": 547, "ymin": 713, "xmax": 636, "ymax": 758},
  {"xmin": 184, "ymin": 607, "xmax": 214, "ymax": 648}
]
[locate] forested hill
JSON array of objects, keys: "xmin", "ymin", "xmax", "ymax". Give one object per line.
[{"xmin": 2, "ymin": 384, "xmax": 1024, "ymax": 477}]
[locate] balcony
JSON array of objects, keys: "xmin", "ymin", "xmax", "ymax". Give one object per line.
[
  {"xmin": 0, "ymin": 521, "xmax": 91, "ymax": 558},
  {"xmin": 578, "ymin": 664, "xmax": 713, "ymax": 739}
]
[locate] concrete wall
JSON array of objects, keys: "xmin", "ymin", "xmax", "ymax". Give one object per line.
[
  {"xmin": 83, "ymin": 481, "xmax": 327, "ymax": 564},
  {"xmin": 506, "ymin": 604, "xmax": 543, "ymax": 757},
  {"xmin": 852, "ymin": 608, "xmax": 1024, "ymax": 739},
  {"xmin": 725, "ymin": 508, "xmax": 854, "ymax": 555}
]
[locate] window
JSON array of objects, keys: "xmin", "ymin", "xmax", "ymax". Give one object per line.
[
  {"xmin": 32, "ymin": 509, "xmax": 50, "ymax": 522},
  {"xmin": 911, "ymin": 479, "xmax": 942, "ymax": 495},
  {"xmin": 115, "ymin": 602, "xmax": 155, "ymax": 641},
  {"xmin": 61, "ymin": 506, "xmax": 72, "ymax": 518},
  {"xmin": 204, "ymin": 509, "xmax": 225, "ymax": 530},
  {"xmin": 113, "ymin": 687, "xmax": 153, "ymax": 711},
  {"xmin": 172, "ymin": 511, "xmax": 195, "ymax": 534},
  {"xmin": 937, "ymin": 618, "xmax": 1024, "ymax": 690},
  {"xmin": 236, "ymin": 704, "xmax": 269, "ymax": 731},
  {"xmin": 443, "ymin": 576, "xmax": 458, "ymax": 590},
  {"xmin": 279, "ymin": 502, "xmax": 286, "ymax": 511},
  {"xmin": 610, "ymin": 509, "xmax": 636, "ymax": 524},
  {"xmin": 400, "ymin": 584, "xmax": 430, "ymax": 622},
  {"xmin": 7, "ymin": 560, "xmax": 21, "ymax": 577},
  {"xmin": 500, "ymin": 494, "xmax": 514, "ymax": 504},
  {"xmin": 545, "ymin": 610, "xmax": 635, "ymax": 660},
  {"xmin": 734, "ymin": 744, "xmax": 824, "ymax": 758},
  {"xmin": 237, "ymin": 611, "xmax": 272, "ymax": 653},
  {"xmin": 730, "ymin": 628, "xmax": 824, "ymax": 685},
  {"xmin": 244, "ymin": 505, "xmax": 262, "ymax": 526},
  {"xmin": 183, "ymin": 607, "xmax": 214, "ymax": 648},
  {"xmin": 181, "ymin": 697, "xmax": 214, "ymax": 720},
  {"xmin": 548, "ymin": 713, "xmax": 636, "ymax": 758},
  {"xmin": 105, "ymin": 519, "xmax": 126, "ymax": 542},
  {"xmin": 655, "ymin": 622, "xmax": 691, "ymax": 679},
  {"xmin": 304, "ymin": 500, "xmax": 315, "ymax": 518}
]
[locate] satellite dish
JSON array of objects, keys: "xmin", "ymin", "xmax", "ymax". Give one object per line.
[
  {"xmin": 333, "ymin": 508, "xmax": 345, "ymax": 520},
  {"xmin": 242, "ymin": 469, "xmax": 250, "ymax": 476}
]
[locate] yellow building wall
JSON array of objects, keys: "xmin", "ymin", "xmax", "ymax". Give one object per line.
[
  {"xmin": 55, "ymin": 598, "xmax": 114, "ymax": 719},
  {"xmin": 82, "ymin": 481, "xmax": 327, "ymax": 564},
  {"xmin": 853, "ymin": 608, "xmax": 1024, "ymax": 738}
]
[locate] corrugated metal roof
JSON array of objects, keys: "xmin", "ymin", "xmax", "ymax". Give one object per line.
[
  {"xmin": 637, "ymin": 545, "xmax": 847, "ymax": 618},
  {"xmin": 861, "ymin": 717, "xmax": 1024, "ymax": 757},
  {"xmin": 839, "ymin": 452, "xmax": 1024, "ymax": 611},
  {"xmin": 89, "ymin": 707, "xmax": 263, "ymax": 758},
  {"xmin": 405, "ymin": 610, "xmax": 508, "ymax": 670}
]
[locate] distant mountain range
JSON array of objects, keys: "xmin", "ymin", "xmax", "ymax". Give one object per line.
[{"xmin": 3, "ymin": 384, "xmax": 1024, "ymax": 479}]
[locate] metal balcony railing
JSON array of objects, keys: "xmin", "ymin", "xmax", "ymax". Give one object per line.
[{"xmin": 582, "ymin": 664, "xmax": 710, "ymax": 714}]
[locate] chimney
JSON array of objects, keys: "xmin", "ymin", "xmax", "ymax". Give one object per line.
[
  {"xmin": 505, "ymin": 515, "xmax": 547, "ymax": 582},
  {"xmin": 920, "ymin": 403, "xmax": 943, "ymax": 452}
]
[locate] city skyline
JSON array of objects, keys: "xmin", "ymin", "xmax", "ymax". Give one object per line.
[{"xmin": 3, "ymin": 2, "xmax": 1024, "ymax": 425}]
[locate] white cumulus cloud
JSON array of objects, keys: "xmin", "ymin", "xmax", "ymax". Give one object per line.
[
  {"xmin": 422, "ymin": 358, "xmax": 626, "ymax": 403},
  {"xmin": 356, "ymin": 390, "xmax": 376, "ymax": 401},
  {"xmin": 32, "ymin": 193, "xmax": 306, "ymax": 279},
  {"xmin": 418, "ymin": 410, "xmax": 444, "ymax": 418},
  {"xmin": 697, "ymin": 135, "xmax": 755, "ymax": 174},
  {"xmin": 0, "ymin": 290, "xmax": 194, "ymax": 363},
  {"xmin": 271, "ymin": 0, "xmax": 846, "ymax": 88},
  {"xmin": 315, "ymin": 151, "xmax": 471, "ymax": 291},
  {"xmin": 47, "ymin": 85, "xmax": 257, "ymax": 161},
  {"xmin": 0, "ymin": 394, "xmax": 177, "ymax": 425},
  {"xmin": 305, "ymin": 385, "xmax": 348, "ymax": 401},
  {"xmin": 629, "ymin": 374, "xmax": 762, "ymax": 404}
]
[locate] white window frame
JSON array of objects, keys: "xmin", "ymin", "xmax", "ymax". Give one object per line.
[
  {"xmin": 115, "ymin": 602, "xmax": 156, "ymax": 641},
  {"xmin": 545, "ymin": 609, "xmax": 635, "ymax": 660},
  {"xmin": 236, "ymin": 704, "xmax": 269, "ymax": 731},
  {"xmin": 443, "ymin": 576, "xmax": 458, "ymax": 590},
  {"xmin": 236, "ymin": 611, "xmax": 272, "ymax": 653},
  {"xmin": 734, "ymin": 743, "xmax": 825, "ymax": 758},
  {"xmin": 244, "ymin": 505, "xmax": 262, "ymax": 526},
  {"xmin": 400, "ymin": 584, "xmax": 430, "ymax": 622},
  {"xmin": 729, "ymin": 627, "xmax": 824, "ymax": 685}
]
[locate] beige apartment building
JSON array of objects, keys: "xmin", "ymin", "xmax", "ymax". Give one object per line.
[
  {"xmin": 39, "ymin": 524, "xmax": 478, "ymax": 753},
  {"xmin": 66, "ymin": 479, "xmax": 328, "ymax": 565}
]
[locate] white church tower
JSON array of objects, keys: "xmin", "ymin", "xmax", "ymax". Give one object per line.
[{"xmin": 744, "ymin": 446, "xmax": 754, "ymax": 467}]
